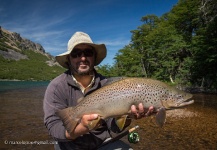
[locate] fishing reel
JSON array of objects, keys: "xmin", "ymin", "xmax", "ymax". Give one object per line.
[{"xmin": 128, "ymin": 132, "xmax": 139, "ymax": 144}]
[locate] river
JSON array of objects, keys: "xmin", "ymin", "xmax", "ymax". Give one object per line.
[{"xmin": 0, "ymin": 81, "xmax": 216, "ymax": 150}]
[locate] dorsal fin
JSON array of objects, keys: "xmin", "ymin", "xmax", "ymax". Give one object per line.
[{"xmin": 103, "ymin": 77, "xmax": 127, "ymax": 86}]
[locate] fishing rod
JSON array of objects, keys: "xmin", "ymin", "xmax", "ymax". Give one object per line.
[{"xmin": 97, "ymin": 125, "xmax": 140, "ymax": 149}]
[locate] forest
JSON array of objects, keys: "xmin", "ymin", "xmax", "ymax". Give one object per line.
[{"xmin": 97, "ymin": 0, "xmax": 217, "ymax": 91}]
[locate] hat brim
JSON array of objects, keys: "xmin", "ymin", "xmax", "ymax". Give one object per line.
[{"xmin": 56, "ymin": 43, "xmax": 107, "ymax": 69}]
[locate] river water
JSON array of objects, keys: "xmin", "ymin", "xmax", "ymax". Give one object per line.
[{"xmin": 0, "ymin": 81, "xmax": 216, "ymax": 150}]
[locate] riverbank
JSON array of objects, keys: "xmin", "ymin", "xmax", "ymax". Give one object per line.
[
  {"xmin": 0, "ymin": 79, "xmax": 50, "ymax": 81},
  {"xmin": 0, "ymin": 79, "xmax": 24, "ymax": 81}
]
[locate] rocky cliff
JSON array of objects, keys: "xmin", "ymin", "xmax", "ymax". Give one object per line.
[
  {"xmin": 0, "ymin": 26, "xmax": 46, "ymax": 57},
  {"xmin": 0, "ymin": 26, "xmax": 58, "ymax": 66},
  {"xmin": 0, "ymin": 26, "xmax": 65, "ymax": 80}
]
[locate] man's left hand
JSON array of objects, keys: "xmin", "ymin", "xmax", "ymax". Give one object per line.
[{"xmin": 130, "ymin": 103, "xmax": 155, "ymax": 119}]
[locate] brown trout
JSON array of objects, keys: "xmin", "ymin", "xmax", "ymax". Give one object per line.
[{"xmin": 57, "ymin": 78, "xmax": 194, "ymax": 133}]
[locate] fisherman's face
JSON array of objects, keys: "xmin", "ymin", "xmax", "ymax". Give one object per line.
[{"xmin": 69, "ymin": 44, "xmax": 95, "ymax": 75}]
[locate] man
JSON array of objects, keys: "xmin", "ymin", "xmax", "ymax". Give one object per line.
[{"xmin": 43, "ymin": 32, "xmax": 154, "ymax": 149}]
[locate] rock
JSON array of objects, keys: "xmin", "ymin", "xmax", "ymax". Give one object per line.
[
  {"xmin": 46, "ymin": 60, "xmax": 61, "ymax": 67},
  {"xmin": 0, "ymin": 27, "xmax": 50, "ymax": 60},
  {"xmin": 11, "ymin": 32, "xmax": 22, "ymax": 43},
  {"xmin": 0, "ymin": 49, "xmax": 28, "ymax": 60}
]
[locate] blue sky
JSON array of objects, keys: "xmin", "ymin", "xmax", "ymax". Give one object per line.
[{"xmin": 0, "ymin": 0, "xmax": 178, "ymax": 65}]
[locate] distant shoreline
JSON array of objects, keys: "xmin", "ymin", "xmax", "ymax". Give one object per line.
[
  {"xmin": 0, "ymin": 79, "xmax": 23, "ymax": 81},
  {"xmin": 0, "ymin": 79, "xmax": 50, "ymax": 81},
  {"xmin": 0, "ymin": 80, "xmax": 50, "ymax": 93}
]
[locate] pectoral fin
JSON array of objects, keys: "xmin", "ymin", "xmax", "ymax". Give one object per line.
[
  {"xmin": 115, "ymin": 115, "xmax": 128, "ymax": 131},
  {"xmin": 87, "ymin": 116, "xmax": 101, "ymax": 130},
  {"xmin": 155, "ymin": 107, "xmax": 166, "ymax": 127}
]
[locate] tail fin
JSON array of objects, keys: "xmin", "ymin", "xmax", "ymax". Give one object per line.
[{"xmin": 56, "ymin": 108, "xmax": 78, "ymax": 134}]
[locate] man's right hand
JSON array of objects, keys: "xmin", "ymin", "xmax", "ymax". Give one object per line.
[
  {"xmin": 65, "ymin": 114, "xmax": 99, "ymax": 140},
  {"xmin": 80, "ymin": 114, "xmax": 100, "ymax": 130}
]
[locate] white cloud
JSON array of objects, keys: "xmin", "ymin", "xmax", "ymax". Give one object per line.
[{"xmin": 25, "ymin": 30, "xmax": 66, "ymax": 41}]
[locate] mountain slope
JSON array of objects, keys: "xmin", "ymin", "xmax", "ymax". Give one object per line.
[{"xmin": 0, "ymin": 26, "xmax": 65, "ymax": 80}]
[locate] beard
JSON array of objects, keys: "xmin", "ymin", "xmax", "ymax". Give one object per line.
[
  {"xmin": 71, "ymin": 61, "xmax": 94, "ymax": 76},
  {"xmin": 77, "ymin": 68, "xmax": 93, "ymax": 75}
]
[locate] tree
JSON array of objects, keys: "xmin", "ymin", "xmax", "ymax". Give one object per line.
[{"xmin": 98, "ymin": 0, "xmax": 217, "ymax": 90}]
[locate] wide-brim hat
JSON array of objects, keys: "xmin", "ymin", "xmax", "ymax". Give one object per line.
[{"xmin": 56, "ymin": 32, "xmax": 107, "ymax": 68}]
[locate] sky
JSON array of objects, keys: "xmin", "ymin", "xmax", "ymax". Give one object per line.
[{"xmin": 0, "ymin": 0, "xmax": 178, "ymax": 66}]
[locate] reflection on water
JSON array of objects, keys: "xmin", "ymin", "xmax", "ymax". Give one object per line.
[{"xmin": 0, "ymin": 84, "xmax": 217, "ymax": 150}]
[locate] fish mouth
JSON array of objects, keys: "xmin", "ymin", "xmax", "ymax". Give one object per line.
[
  {"xmin": 163, "ymin": 95, "xmax": 194, "ymax": 109},
  {"xmin": 176, "ymin": 99, "xmax": 194, "ymax": 107}
]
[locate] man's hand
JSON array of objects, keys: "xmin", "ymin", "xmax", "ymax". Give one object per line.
[
  {"xmin": 80, "ymin": 114, "xmax": 101, "ymax": 130},
  {"xmin": 130, "ymin": 103, "xmax": 155, "ymax": 119},
  {"xmin": 66, "ymin": 114, "xmax": 100, "ymax": 140}
]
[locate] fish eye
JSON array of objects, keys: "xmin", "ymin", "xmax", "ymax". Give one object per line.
[{"xmin": 176, "ymin": 95, "xmax": 183, "ymax": 98}]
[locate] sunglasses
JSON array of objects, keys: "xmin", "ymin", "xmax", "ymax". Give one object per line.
[{"xmin": 70, "ymin": 48, "xmax": 95, "ymax": 58}]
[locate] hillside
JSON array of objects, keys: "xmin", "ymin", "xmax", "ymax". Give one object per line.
[{"xmin": 0, "ymin": 26, "xmax": 66, "ymax": 81}]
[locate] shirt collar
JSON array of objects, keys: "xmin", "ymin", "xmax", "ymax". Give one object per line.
[{"xmin": 72, "ymin": 73, "xmax": 95, "ymax": 94}]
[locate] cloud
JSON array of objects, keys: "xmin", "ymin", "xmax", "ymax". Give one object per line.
[{"xmin": 25, "ymin": 30, "xmax": 66, "ymax": 41}]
